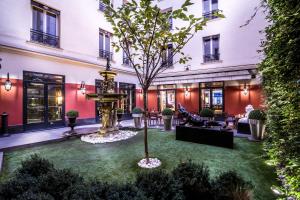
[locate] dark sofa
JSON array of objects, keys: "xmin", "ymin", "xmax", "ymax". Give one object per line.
[{"xmin": 176, "ymin": 125, "xmax": 234, "ymax": 149}]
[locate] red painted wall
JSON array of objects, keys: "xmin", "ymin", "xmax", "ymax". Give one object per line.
[
  {"xmin": 65, "ymin": 83, "xmax": 95, "ymax": 119},
  {"xmin": 176, "ymin": 87, "xmax": 199, "ymax": 112},
  {"xmin": 225, "ymin": 85, "xmax": 264, "ymax": 115},
  {"xmin": 0, "ymin": 78, "xmax": 23, "ymax": 126},
  {"xmin": 147, "ymin": 90, "xmax": 158, "ymax": 111}
]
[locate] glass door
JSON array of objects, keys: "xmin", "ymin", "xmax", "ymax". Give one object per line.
[
  {"xmin": 26, "ymin": 83, "xmax": 45, "ymax": 124},
  {"xmin": 166, "ymin": 90, "xmax": 176, "ymax": 110},
  {"xmin": 159, "ymin": 91, "xmax": 167, "ymax": 111},
  {"xmin": 24, "ymin": 71, "xmax": 65, "ymax": 130},
  {"xmin": 212, "ymin": 88, "xmax": 223, "ymax": 114},
  {"xmin": 47, "ymin": 84, "xmax": 63, "ymax": 123}
]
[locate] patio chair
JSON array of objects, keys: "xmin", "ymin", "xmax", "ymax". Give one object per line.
[{"xmin": 148, "ymin": 112, "xmax": 159, "ymax": 126}]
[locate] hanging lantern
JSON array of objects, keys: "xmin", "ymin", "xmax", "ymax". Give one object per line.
[{"xmin": 4, "ymin": 73, "xmax": 12, "ymax": 91}]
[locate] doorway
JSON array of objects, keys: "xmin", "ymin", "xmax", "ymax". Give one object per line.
[{"xmin": 23, "ymin": 71, "xmax": 65, "ymax": 130}]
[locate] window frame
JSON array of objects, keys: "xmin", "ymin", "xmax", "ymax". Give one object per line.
[
  {"xmin": 99, "ymin": 29, "xmax": 113, "ymax": 60},
  {"xmin": 202, "ymin": 0, "xmax": 219, "ymax": 20},
  {"xmin": 202, "ymin": 34, "xmax": 220, "ymax": 63}
]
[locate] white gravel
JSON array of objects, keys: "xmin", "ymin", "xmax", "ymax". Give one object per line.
[
  {"xmin": 138, "ymin": 158, "xmax": 162, "ymax": 169},
  {"xmin": 81, "ymin": 130, "xmax": 138, "ymax": 144}
]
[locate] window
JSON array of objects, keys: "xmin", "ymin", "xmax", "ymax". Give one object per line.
[
  {"xmin": 99, "ymin": 0, "xmax": 113, "ymax": 12},
  {"xmin": 203, "ymin": 0, "xmax": 219, "ymax": 20},
  {"xmin": 200, "ymin": 82, "xmax": 224, "ymax": 115},
  {"xmin": 99, "ymin": 29, "xmax": 113, "ymax": 60},
  {"xmin": 203, "ymin": 35, "xmax": 220, "ymax": 62},
  {"xmin": 162, "ymin": 44, "xmax": 173, "ymax": 67},
  {"xmin": 123, "ymin": 50, "xmax": 131, "ymax": 66},
  {"xmin": 31, "ymin": 1, "xmax": 60, "ymax": 48}
]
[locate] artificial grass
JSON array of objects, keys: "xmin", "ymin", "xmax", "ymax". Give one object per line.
[{"xmin": 0, "ymin": 129, "xmax": 278, "ymax": 200}]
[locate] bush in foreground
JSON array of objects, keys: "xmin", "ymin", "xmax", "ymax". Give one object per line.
[{"xmin": 0, "ymin": 155, "xmax": 253, "ymax": 200}]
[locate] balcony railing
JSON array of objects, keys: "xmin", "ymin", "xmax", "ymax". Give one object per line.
[
  {"xmin": 203, "ymin": 9, "xmax": 220, "ymax": 20},
  {"xmin": 30, "ymin": 29, "xmax": 59, "ymax": 48},
  {"xmin": 99, "ymin": 2, "xmax": 107, "ymax": 12},
  {"xmin": 99, "ymin": 49, "xmax": 113, "ymax": 60},
  {"xmin": 162, "ymin": 58, "xmax": 173, "ymax": 67},
  {"xmin": 123, "ymin": 57, "xmax": 130, "ymax": 66},
  {"xmin": 203, "ymin": 54, "xmax": 220, "ymax": 63}
]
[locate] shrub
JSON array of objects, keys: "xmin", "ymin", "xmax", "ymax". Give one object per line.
[
  {"xmin": 106, "ymin": 184, "xmax": 147, "ymax": 200},
  {"xmin": 212, "ymin": 171, "xmax": 253, "ymax": 200},
  {"xmin": 66, "ymin": 110, "xmax": 79, "ymax": 118},
  {"xmin": 38, "ymin": 169, "xmax": 84, "ymax": 200},
  {"xmin": 17, "ymin": 154, "xmax": 54, "ymax": 178},
  {"xmin": 132, "ymin": 107, "xmax": 143, "ymax": 114},
  {"xmin": 172, "ymin": 161, "xmax": 212, "ymax": 200},
  {"xmin": 200, "ymin": 108, "xmax": 214, "ymax": 118},
  {"xmin": 248, "ymin": 109, "xmax": 266, "ymax": 121},
  {"xmin": 0, "ymin": 174, "xmax": 39, "ymax": 199},
  {"xmin": 162, "ymin": 108, "xmax": 174, "ymax": 116},
  {"xmin": 117, "ymin": 108, "xmax": 124, "ymax": 114},
  {"xmin": 16, "ymin": 190, "xmax": 54, "ymax": 200},
  {"xmin": 136, "ymin": 170, "xmax": 184, "ymax": 200}
]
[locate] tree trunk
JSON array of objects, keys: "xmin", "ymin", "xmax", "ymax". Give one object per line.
[{"xmin": 143, "ymin": 89, "xmax": 149, "ymax": 162}]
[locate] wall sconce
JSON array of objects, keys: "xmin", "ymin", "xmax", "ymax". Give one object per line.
[
  {"xmin": 79, "ymin": 81, "xmax": 86, "ymax": 94},
  {"xmin": 243, "ymin": 83, "xmax": 249, "ymax": 96},
  {"xmin": 184, "ymin": 85, "xmax": 190, "ymax": 97},
  {"xmin": 4, "ymin": 73, "xmax": 12, "ymax": 91}
]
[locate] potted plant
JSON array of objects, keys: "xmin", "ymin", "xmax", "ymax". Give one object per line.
[
  {"xmin": 248, "ymin": 109, "xmax": 266, "ymax": 141},
  {"xmin": 66, "ymin": 110, "xmax": 79, "ymax": 132},
  {"xmin": 162, "ymin": 108, "xmax": 174, "ymax": 131},
  {"xmin": 117, "ymin": 108, "xmax": 124, "ymax": 127},
  {"xmin": 200, "ymin": 108, "xmax": 214, "ymax": 121},
  {"xmin": 132, "ymin": 107, "xmax": 143, "ymax": 128}
]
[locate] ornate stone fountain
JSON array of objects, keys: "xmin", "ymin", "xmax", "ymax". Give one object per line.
[
  {"xmin": 86, "ymin": 58, "xmax": 127, "ymax": 136},
  {"xmin": 80, "ymin": 58, "xmax": 138, "ymax": 144}
]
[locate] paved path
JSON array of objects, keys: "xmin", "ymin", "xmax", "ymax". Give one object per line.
[{"xmin": 0, "ymin": 120, "xmax": 136, "ymax": 151}]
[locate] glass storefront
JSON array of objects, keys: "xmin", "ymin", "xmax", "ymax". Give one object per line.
[
  {"xmin": 200, "ymin": 82, "xmax": 224, "ymax": 114},
  {"xmin": 23, "ymin": 71, "xmax": 64, "ymax": 130},
  {"xmin": 157, "ymin": 84, "xmax": 176, "ymax": 111}
]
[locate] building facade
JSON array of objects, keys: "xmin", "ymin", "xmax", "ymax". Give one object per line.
[{"xmin": 0, "ymin": 0, "xmax": 266, "ymax": 133}]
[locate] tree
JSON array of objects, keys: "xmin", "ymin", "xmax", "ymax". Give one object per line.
[
  {"xmin": 103, "ymin": 0, "xmax": 223, "ymax": 163},
  {"xmin": 259, "ymin": 0, "xmax": 300, "ymax": 198}
]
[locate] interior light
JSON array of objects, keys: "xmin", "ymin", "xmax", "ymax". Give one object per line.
[{"xmin": 184, "ymin": 85, "xmax": 190, "ymax": 97}]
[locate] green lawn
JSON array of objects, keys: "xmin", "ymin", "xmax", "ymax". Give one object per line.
[{"xmin": 0, "ymin": 129, "xmax": 278, "ymax": 200}]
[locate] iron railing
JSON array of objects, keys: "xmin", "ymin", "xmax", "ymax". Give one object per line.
[
  {"xmin": 99, "ymin": 49, "xmax": 113, "ymax": 60},
  {"xmin": 30, "ymin": 29, "xmax": 59, "ymax": 48},
  {"xmin": 123, "ymin": 57, "xmax": 130, "ymax": 66},
  {"xmin": 203, "ymin": 54, "xmax": 220, "ymax": 62},
  {"xmin": 162, "ymin": 58, "xmax": 173, "ymax": 67},
  {"xmin": 203, "ymin": 9, "xmax": 220, "ymax": 20},
  {"xmin": 99, "ymin": 2, "xmax": 107, "ymax": 12}
]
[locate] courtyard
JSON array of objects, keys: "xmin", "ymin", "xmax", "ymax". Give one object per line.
[{"xmin": 0, "ymin": 127, "xmax": 277, "ymax": 200}]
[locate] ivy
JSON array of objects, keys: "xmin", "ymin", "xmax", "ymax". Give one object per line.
[{"xmin": 259, "ymin": 0, "xmax": 300, "ymax": 198}]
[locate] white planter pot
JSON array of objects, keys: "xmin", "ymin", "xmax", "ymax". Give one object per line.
[
  {"xmin": 132, "ymin": 113, "xmax": 143, "ymax": 128},
  {"xmin": 163, "ymin": 115, "xmax": 173, "ymax": 131},
  {"xmin": 249, "ymin": 119, "xmax": 266, "ymax": 141}
]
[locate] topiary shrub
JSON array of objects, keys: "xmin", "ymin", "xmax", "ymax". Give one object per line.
[
  {"xmin": 200, "ymin": 108, "xmax": 214, "ymax": 118},
  {"xmin": 248, "ymin": 109, "xmax": 266, "ymax": 121},
  {"xmin": 17, "ymin": 154, "xmax": 54, "ymax": 178},
  {"xmin": 162, "ymin": 108, "xmax": 174, "ymax": 116},
  {"xmin": 212, "ymin": 171, "xmax": 253, "ymax": 200},
  {"xmin": 172, "ymin": 161, "xmax": 212, "ymax": 200},
  {"xmin": 135, "ymin": 170, "xmax": 184, "ymax": 200},
  {"xmin": 66, "ymin": 110, "xmax": 79, "ymax": 118},
  {"xmin": 132, "ymin": 107, "xmax": 143, "ymax": 114},
  {"xmin": 117, "ymin": 108, "xmax": 124, "ymax": 114}
]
